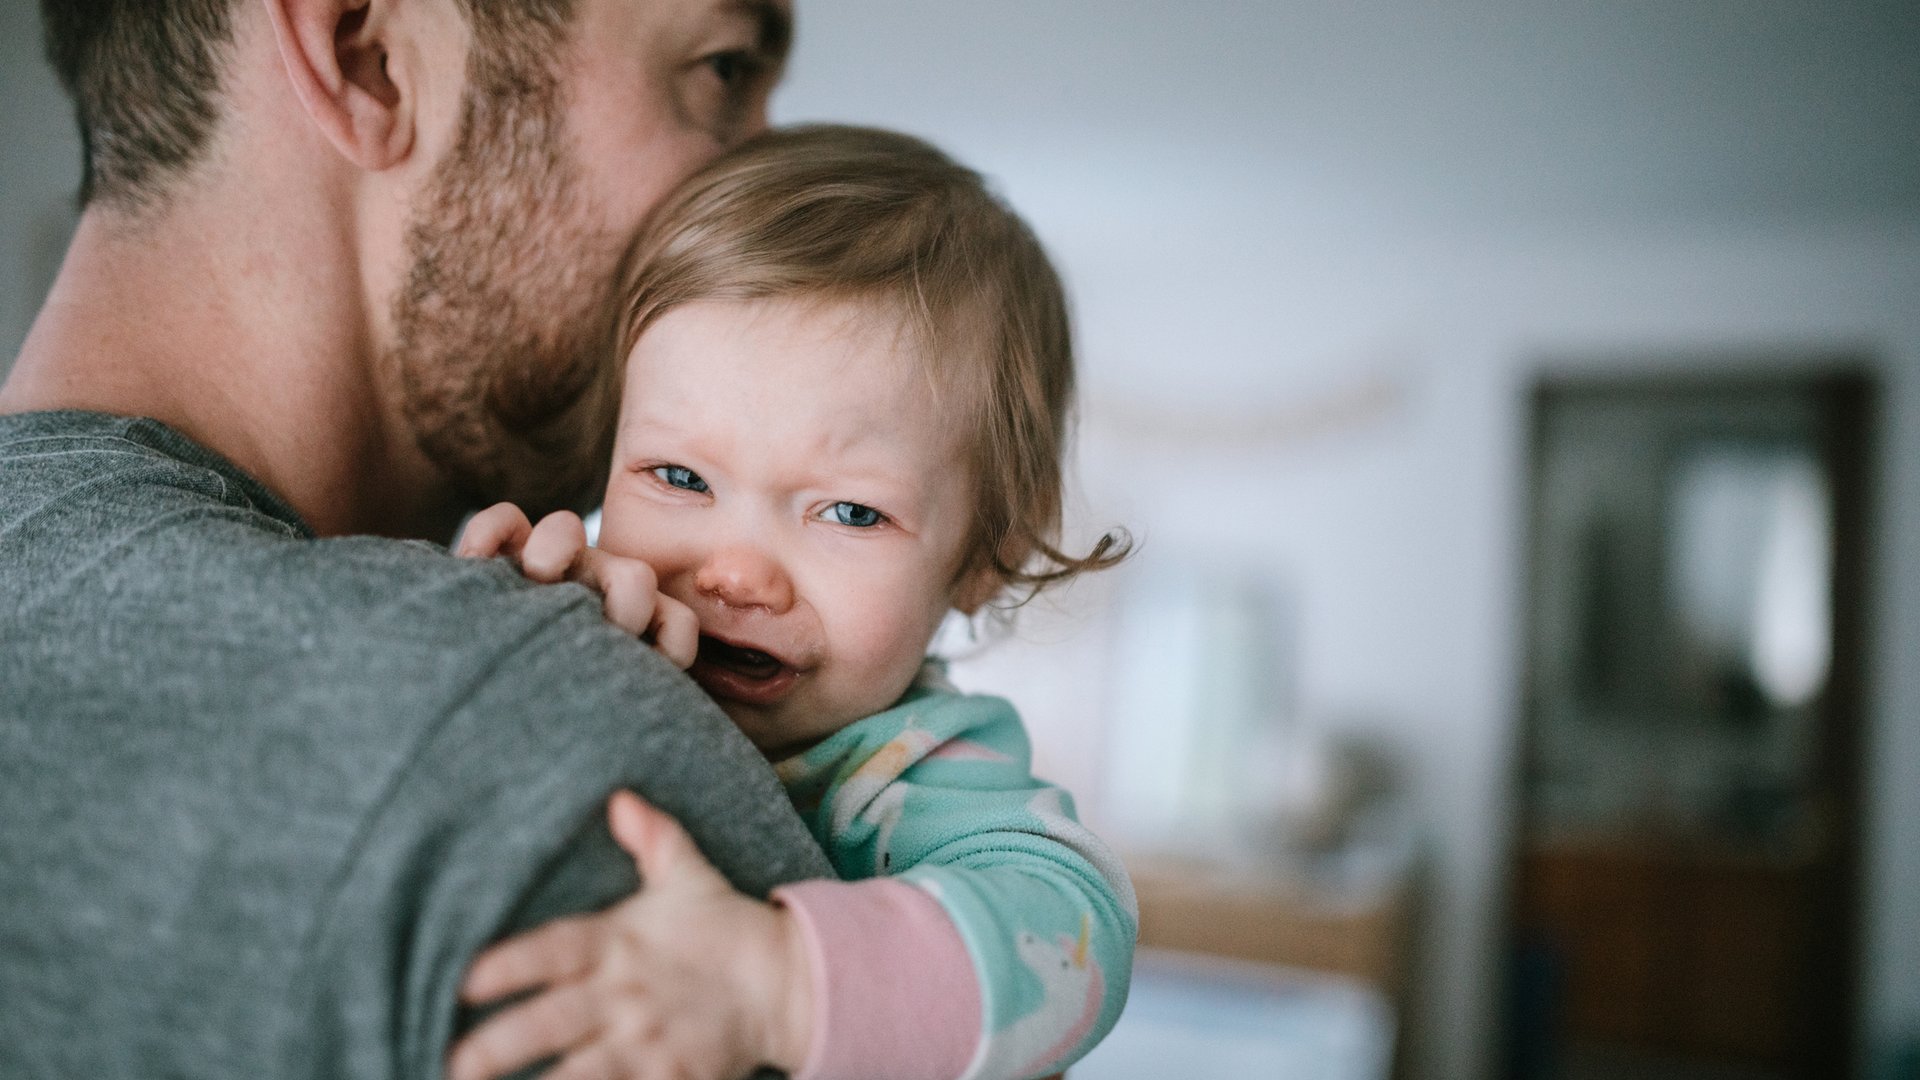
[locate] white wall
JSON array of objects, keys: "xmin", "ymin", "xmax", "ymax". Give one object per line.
[
  {"xmin": 945, "ymin": 215, "xmax": 1920, "ymax": 1079},
  {"xmin": 768, "ymin": 4, "xmax": 1919, "ymax": 1078}
]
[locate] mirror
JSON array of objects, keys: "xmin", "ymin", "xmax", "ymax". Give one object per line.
[
  {"xmin": 1524, "ymin": 381, "xmax": 1849, "ymax": 846},
  {"xmin": 1508, "ymin": 369, "xmax": 1872, "ymax": 1080}
]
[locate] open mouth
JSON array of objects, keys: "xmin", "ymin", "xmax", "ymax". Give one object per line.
[
  {"xmin": 689, "ymin": 634, "xmax": 801, "ymax": 706},
  {"xmin": 699, "ymin": 636, "xmax": 785, "ymax": 679}
]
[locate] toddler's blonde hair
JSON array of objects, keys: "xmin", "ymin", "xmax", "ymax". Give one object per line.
[{"xmin": 614, "ymin": 124, "xmax": 1127, "ymax": 602}]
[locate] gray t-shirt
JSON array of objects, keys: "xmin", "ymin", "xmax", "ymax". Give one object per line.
[{"xmin": 0, "ymin": 410, "xmax": 832, "ymax": 1078}]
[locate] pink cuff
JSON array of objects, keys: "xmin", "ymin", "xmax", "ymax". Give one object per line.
[{"xmin": 772, "ymin": 878, "xmax": 982, "ymax": 1080}]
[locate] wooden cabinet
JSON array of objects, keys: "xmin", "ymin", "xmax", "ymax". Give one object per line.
[{"xmin": 1514, "ymin": 838, "xmax": 1840, "ymax": 1074}]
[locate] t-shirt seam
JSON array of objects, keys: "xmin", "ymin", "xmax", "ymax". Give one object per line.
[
  {"xmin": 0, "ymin": 416, "xmax": 310, "ymax": 535},
  {"xmin": 0, "ymin": 433, "xmax": 176, "ymax": 456},
  {"xmin": 119, "ymin": 417, "xmax": 299, "ymax": 524},
  {"xmin": 1, "ymin": 442, "xmax": 288, "ymax": 538}
]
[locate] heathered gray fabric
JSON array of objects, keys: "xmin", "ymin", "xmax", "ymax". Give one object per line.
[{"xmin": 0, "ymin": 410, "xmax": 832, "ymax": 1079}]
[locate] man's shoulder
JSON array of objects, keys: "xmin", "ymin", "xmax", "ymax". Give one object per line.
[
  {"xmin": 0, "ymin": 408, "xmax": 690, "ymax": 813},
  {"xmin": 0, "ymin": 412, "xmax": 746, "ymax": 832},
  {"xmin": 0, "ymin": 408, "xmax": 591, "ymax": 666},
  {"xmin": 0, "ymin": 414, "xmax": 832, "ymax": 1079}
]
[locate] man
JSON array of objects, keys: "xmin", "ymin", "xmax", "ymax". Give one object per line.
[{"xmin": 0, "ymin": 1, "xmax": 829, "ymax": 1077}]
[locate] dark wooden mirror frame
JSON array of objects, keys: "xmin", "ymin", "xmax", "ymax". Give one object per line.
[{"xmin": 1500, "ymin": 364, "xmax": 1875, "ymax": 1080}]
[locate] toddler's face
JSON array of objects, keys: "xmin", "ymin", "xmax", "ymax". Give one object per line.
[{"xmin": 598, "ymin": 297, "xmax": 993, "ymax": 757}]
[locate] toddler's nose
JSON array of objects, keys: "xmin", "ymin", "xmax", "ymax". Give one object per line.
[{"xmin": 694, "ymin": 546, "xmax": 795, "ymax": 613}]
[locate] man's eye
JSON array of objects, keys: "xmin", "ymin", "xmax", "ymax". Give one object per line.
[
  {"xmin": 825, "ymin": 502, "xmax": 885, "ymax": 528},
  {"xmin": 651, "ymin": 465, "xmax": 709, "ymax": 493},
  {"xmin": 704, "ymin": 50, "xmax": 759, "ymax": 89}
]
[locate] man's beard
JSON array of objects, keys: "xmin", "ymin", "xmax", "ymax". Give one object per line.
[{"xmin": 385, "ymin": 65, "xmax": 623, "ymax": 519}]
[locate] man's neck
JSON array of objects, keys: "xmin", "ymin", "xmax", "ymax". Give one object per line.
[{"xmin": 1, "ymin": 196, "xmax": 460, "ymax": 541}]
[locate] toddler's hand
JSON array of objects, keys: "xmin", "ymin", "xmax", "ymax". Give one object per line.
[
  {"xmin": 456, "ymin": 504, "xmax": 698, "ymax": 669},
  {"xmin": 448, "ymin": 793, "xmax": 816, "ymax": 1080}
]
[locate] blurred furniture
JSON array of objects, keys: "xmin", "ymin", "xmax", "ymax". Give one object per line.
[
  {"xmin": 1516, "ymin": 833, "xmax": 1829, "ymax": 1069},
  {"xmin": 1128, "ymin": 855, "xmax": 1412, "ymax": 1000},
  {"xmin": 1113, "ymin": 822, "xmax": 1416, "ymax": 1080},
  {"xmin": 1076, "ymin": 948, "xmax": 1394, "ymax": 1080}
]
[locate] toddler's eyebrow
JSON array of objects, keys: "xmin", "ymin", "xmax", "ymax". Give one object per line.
[{"xmin": 618, "ymin": 410, "xmax": 696, "ymax": 442}]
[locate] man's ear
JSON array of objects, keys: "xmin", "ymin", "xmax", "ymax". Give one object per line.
[{"xmin": 264, "ymin": 0, "xmax": 414, "ymax": 171}]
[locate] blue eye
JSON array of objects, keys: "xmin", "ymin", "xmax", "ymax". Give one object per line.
[
  {"xmin": 652, "ymin": 465, "xmax": 709, "ymax": 493},
  {"xmin": 827, "ymin": 502, "xmax": 884, "ymax": 528}
]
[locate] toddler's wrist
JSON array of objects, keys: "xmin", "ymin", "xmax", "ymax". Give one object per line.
[
  {"xmin": 782, "ymin": 905, "xmax": 820, "ymax": 1073},
  {"xmin": 753, "ymin": 904, "xmax": 817, "ymax": 1074}
]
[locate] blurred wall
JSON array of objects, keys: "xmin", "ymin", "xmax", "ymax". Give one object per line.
[
  {"xmin": 766, "ymin": 4, "xmax": 1919, "ymax": 1079},
  {"xmin": 4, "ymin": 2, "xmax": 1916, "ymax": 1078},
  {"xmin": 0, "ymin": 0, "xmax": 77, "ymax": 369}
]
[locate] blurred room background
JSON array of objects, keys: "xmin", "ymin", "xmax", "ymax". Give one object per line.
[{"xmin": 5, "ymin": 2, "xmax": 1915, "ymax": 1079}]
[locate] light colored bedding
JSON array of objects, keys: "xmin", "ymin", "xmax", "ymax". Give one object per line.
[{"xmin": 1075, "ymin": 949, "xmax": 1394, "ymax": 1080}]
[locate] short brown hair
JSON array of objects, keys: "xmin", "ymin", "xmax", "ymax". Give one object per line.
[
  {"xmin": 41, "ymin": 0, "xmax": 575, "ymax": 211},
  {"xmin": 616, "ymin": 124, "xmax": 1129, "ymax": 603}
]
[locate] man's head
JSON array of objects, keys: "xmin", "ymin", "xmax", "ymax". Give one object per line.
[
  {"xmin": 40, "ymin": 0, "xmax": 791, "ymax": 518},
  {"xmin": 43, "ymin": 0, "xmax": 568, "ymax": 213}
]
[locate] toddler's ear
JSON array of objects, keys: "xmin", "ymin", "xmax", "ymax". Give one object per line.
[{"xmin": 952, "ymin": 564, "xmax": 1004, "ymax": 616}]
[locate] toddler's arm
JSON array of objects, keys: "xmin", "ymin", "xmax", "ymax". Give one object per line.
[
  {"xmin": 774, "ymin": 680, "xmax": 1139, "ymax": 1080},
  {"xmin": 448, "ymin": 792, "xmax": 815, "ymax": 1080},
  {"xmin": 447, "ymin": 683, "xmax": 1134, "ymax": 1080}
]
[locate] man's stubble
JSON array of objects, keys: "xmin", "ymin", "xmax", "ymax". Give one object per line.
[{"xmin": 386, "ymin": 52, "xmax": 625, "ymax": 521}]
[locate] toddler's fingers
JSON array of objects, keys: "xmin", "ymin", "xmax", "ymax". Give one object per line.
[
  {"xmin": 455, "ymin": 503, "xmax": 532, "ymax": 560},
  {"xmin": 606, "ymin": 791, "xmax": 651, "ymax": 869},
  {"xmin": 575, "ymin": 550, "xmax": 662, "ymax": 638},
  {"xmin": 520, "ymin": 511, "xmax": 588, "ymax": 583},
  {"xmin": 543, "ymin": 1042, "xmax": 626, "ymax": 1080},
  {"xmin": 607, "ymin": 792, "xmax": 726, "ymax": 894},
  {"xmin": 447, "ymin": 982, "xmax": 602, "ymax": 1080},
  {"xmin": 649, "ymin": 594, "xmax": 699, "ymax": 670},
  {"xmin": 460, "ymin": 913, "xmax": 604, "ymax": 1005}
]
